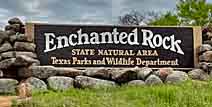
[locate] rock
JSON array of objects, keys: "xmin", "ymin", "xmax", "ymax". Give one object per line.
[
  {"xmin": 75, "ymin": 76, "xmax": 116, "ymax": 89},
  {"xmin": 33, "ymin": 60, "xmax": 41, "ymax": 66},
  {"xmin": 12, "ymin": 24, "xmax": 21, "ymax": 32},
  {"xmin": 198, "ymin": 62, "xmax": 210, "ymax": 71},
  {"xmin": 5, "ymin": 24, "xmax": 21, "ymax": 32},
  {"xmin": 10, "ymin": 35, "xmax": 18, "ymax": 43},
  {"xmin": 0, "ymin": 30, "xmax": 8, "ymax": 44},
  {"xmin": 111, "ymin": 68, "xmax": 137, "ymax": 83},
  {"xmin": 208, "ymin": 63, "xmax": 212, "ymax": 72},
  {"xmin": 0, "ymin": 79, "xmax": 18, "ymax": 94},
  {"xmin": 10, "ymin": 34, "xmax": 29, "ymax": 43},
  {"xmin": 15, "ymin": 51, "xmax": 37, "ymax": 58},
  {"xmin": 0, "ymin": 70, "xmax": 3, "ymax": 77},
  {"xmin": 5, "ymin": 25, "xmax": 13, "ymax": 31},
  {"xmin": 199, "ymin": 62, "xmax": 212, "ymax": 73},
  {"xmin": 0, "ymin": 42, "xmax": 13, "ymax": 53},
  {"xmin": 31, "ymin": 62, "xmax": 40, "ymax": 66},
  {"xmin": 85, "ymin": 68, "xmax": 113, "ymax": 80},
  {"xmin": 14, "ymin": 55, "xmax": 39, "ymax": 66},
  {"xmin": 17, "ymin": 67, "xmax": 32, "ymax": 78},
  {"xmin": 5, "ymin": 30, "xmax": 16, "ymax": 36},
  {"xmin": 204, "ymin": 40, "xmax": 212, "ymax": 46},
  {"xmin": 188, "ymin": 69, "xmax": 209, "ymax": 81},
  {"xmin": 199, "ymin": 44, "xmax": 212, "ymax": 53},
  {"xmin": 47, "ymin": 76, "xmax": 74, "ymax": 91},
  {"xmin": 0, "ymin": 58, "xmax": 16, "ymax": 69},
  {"xmin": 154, "ymin": 68, "xmax": 174, "ymax": 81},
  {"xmin": 0, "ymin": 56, "xmax": 2, "ymax": 61},
  {"xmin": 31, "ymin": 66, "xmax": 57, "ymax": 79},
  {"xmin": 165, "ymin": 71, "xmax": 189, "ymax": 84},
  {"xmin": 137, "ymin": 67, "xmax": 153, "ymax": 80},
  {"xmin": 207, "ymin": 32, "xmax": 212, "ymax": 39},
  {"xmin": 24, "ymin": 77, "xmax": 47, "ymax": 92},
  {"xmin": 1, "ymin": 69, "xmax": 17, "ymax": 78},
  {"xmin": 8, "ymin": 17, "xmax": 23, "ymax": 26},
  {"xmin": 56, "ymin": 68, "xmax": 84, "ymax": 77},
  {"xmin": 0, "ymin": 51, "xmax": 15, "ymax": 59},
  {"xmin": 127, "ymin": 80, "xmax": 145, "ymax": 86},
  {"xmin": 145, "ymin": 75, "xmax": 163, "ymax": 85},
  {"xmin": 202, "ymin": 33, "xmax": 208, "ymax": 41},
  {"xmin": 14, "ymin": 42, "xmax": 36, "ymax": 52},
  {"xmin": 199, "ymin": 51, "xmax": 212, "ymax": 61}
]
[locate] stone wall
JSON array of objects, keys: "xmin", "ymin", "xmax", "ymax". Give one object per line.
[
  {"xmin": 0, "ymin": 18, "xmax": 39, "ymax": 95},
  {"xmin": 199, "ymin": 26, "xmax": 212, "ymax": 74},
  {"xmin": 0, "ymin": 18, "xmax": 211, "ymax": 98}
]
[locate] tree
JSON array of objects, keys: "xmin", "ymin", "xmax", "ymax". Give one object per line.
[
  {"xmin": 177, "ymin": 0, "xmax": 211, "ymax": 26},
  {"xmin": 118, "ymin": 10, "xmax": 159, "ymax": 25},
  {"xmin": 149, "ymin": 12, "xmax": 179, "ymax": 26},
  {"xmin": 119, "ymin": 0, "xmax": 212, "ymax": 26},
  {"xmin": 119, "ymin": 10, "xmax": 143, "ymax": 25}
]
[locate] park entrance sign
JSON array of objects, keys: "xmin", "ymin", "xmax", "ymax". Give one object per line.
[{"xmin": 26, "ymin": 23, "xmax": 201, "ymax": 68}]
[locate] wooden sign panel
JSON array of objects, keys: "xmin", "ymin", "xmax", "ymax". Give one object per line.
[{"xmin": 26, "ymin": 23, "xmax": 202, "ymax": 68}]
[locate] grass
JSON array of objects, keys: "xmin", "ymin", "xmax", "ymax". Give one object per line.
[{"xmin": 13, "ymin": 80, "xmax": 212, "ymax": 107}]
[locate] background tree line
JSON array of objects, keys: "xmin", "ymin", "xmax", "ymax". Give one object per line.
[{"xmin": 119, "ymin": 0, "xmax": 212, "ymax": 27}]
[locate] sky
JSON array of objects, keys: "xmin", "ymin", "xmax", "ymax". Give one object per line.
[{"xmin": 0, "ymin": 0, "xmax": 212, "ymax": 29}]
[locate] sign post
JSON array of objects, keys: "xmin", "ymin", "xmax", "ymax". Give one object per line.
[{"xmin": 26, "ymin": 23, "xmax": 202, "ymax": 69}]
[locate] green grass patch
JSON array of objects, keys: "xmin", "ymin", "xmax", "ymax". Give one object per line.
[{"xmin": 13, "ymin": 80, "xmax": 212, "ymax": 107}]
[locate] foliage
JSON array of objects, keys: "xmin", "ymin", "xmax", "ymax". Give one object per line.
[
  {"xmin": 149, "ymin": 12, "xmax": 179, "ymax": 26},
  {"xmin": 177, "ymin": 0, "xmax": 212, "ymax": 26},
  {"xmin": 119, "ymin": 0, "xmax": 212, "ymax": 26},
  {"xmin": 13, "ymin": 80, "xmax": 212, "ymax": 107}
]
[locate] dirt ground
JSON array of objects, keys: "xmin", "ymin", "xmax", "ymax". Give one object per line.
[{"xmin": 0, "ymin": 96, "xmax": 17, "ymax": 107}]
